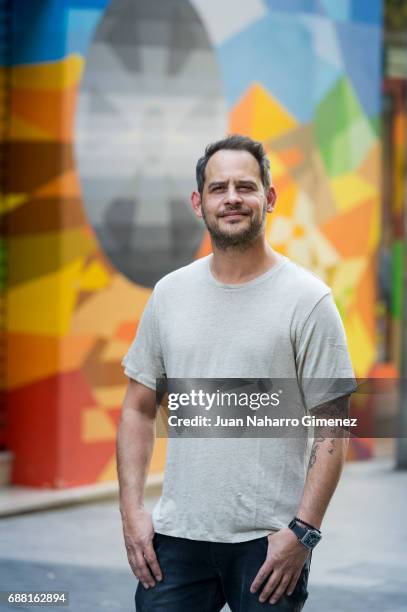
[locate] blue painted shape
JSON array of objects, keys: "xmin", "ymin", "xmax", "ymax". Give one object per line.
[
  {"xmin": 7, "ymin": 0, "xmax": 110, "ymax": 65},
  {"xmin": 263, "ymin": 0, "xmax": 320, "ymax": 14},
  {"xmin": 218, "ymin": 13, "xmax": 313, "ymax": 121},
  {"xmin": 335, "ymin": 20, "xmax": 382, "ymax": 116},
  {"xmin": 66, "ymin": 8, "xmax": 103, "ymax": 57},
  {"xmin": 314, "ymin": 57, "xmax": 342, "ymax": 105},
  {"xmin": 351, "ymin": 0, "xmax": 382, "ymax": 25},
  {"xmin": 10, "ymin": 2, "xmax": 67, "ymax": 65},
  {"xmin": 301, "ymin": 14, "xmax": 343, "ymax": 69},
  {"xmin": 319, "ymin": 0, "xmax": 351, "ymax": 21}
]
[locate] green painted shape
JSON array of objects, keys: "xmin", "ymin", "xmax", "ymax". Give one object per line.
[
  {"xmin": 315, "ymin": 76, "xmax": 376, "ymax": 177},
  {"xmin": 391, "ymin": 240, "xmax": 403, "ymax": 319},
  {"xmin": 368, "ymin": 114, "xmax": 381, "ymax": 138}
]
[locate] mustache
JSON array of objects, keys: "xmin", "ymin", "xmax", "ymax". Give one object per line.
[{"xmin": 218, "ymin": 208, "xmax": 251, "ymax": 217}]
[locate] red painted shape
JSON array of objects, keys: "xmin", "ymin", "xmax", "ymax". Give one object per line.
[
  {"xmin": 7, "ymin": 375, "xmax": 59, "ymax": 487},
  {"xmin": 58, "ymin": 371, "xmax": 116, "ymax": 488},
  {"xmin": 6, "ymin": 370, "xmax": 118, "ymax": 488}
]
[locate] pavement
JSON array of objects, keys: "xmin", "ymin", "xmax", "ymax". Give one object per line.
[{"xmin": 0, "ymin": 455, "xmax": 406, "ymax": 612}]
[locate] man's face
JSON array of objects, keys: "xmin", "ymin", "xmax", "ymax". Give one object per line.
[{"xmin": 192, "ymin": 149, "xmax": 276, "ymax": 250}]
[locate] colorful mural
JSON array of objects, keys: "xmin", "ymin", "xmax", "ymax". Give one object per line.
[{"xmin": 2, "ymin": 0, "xmax": 382, "ymax": 487}]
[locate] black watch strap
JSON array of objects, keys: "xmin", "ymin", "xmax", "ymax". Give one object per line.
[
  {"xmin": 288, "ymin": 519, "xmax": 322, "ymax": 550},
  {"xmin": 294, "ymin": 516, "xmax": 321, "ymax": 533}
]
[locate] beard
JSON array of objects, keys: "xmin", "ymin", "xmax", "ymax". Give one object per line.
[{"xmin": 201, "ymin": 203, "xmax": 267, "ymax": 251}]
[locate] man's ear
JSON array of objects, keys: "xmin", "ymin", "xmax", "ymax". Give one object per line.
[
  {"xmin": 266, "ymin": 186, "xmax": 277, "ymax": 213},
  {"xmin": 191, "ymin": 190, "xmax": 203, "ymax": 218}
]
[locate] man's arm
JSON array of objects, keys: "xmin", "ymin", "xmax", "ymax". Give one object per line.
[
  {"xmin": 250, "ymin": 394, "xmax": 350, "ymax": 605},
  {"xmin": 296, "ymin": 393, "xmax": 350, "ymax": 529},
  {"xmin": 116, "ymin": 379, "xmax": 163, "ymax": 589}
]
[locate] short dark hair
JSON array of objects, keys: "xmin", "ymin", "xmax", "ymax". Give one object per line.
[{"xmin": 196, "ymin": 134, "xmax": 271, "ymax": 196}]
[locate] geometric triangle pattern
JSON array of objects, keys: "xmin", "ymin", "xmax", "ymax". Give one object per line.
[{"xmin": 4, "ymin": 0, "xmax": 382, "ymax": 483}]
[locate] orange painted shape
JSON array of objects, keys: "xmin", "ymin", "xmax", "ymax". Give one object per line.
[
  {"xmin": 34, "ymin": 169, "xmax": 81, "ymax": 199},
  {"xmin": 8, "ymin": 333, "xmax": 59, "ymax": 390},
  {"xmin": 12, "ymin": 85, "xmax": 78, "ymax": 141},
  {"xmin": 195, "ymin": 232, "xmax": 212, "ymax": 259},
  {"xmin": 358, "ymin": 143, "xmax": 381, "ymax": 186},
  {"xmin": 354, "ymin": 257, "xmax": 377, "ymax": 342},
  {"xmin": 59, "ymin": 334, "xmax": 99, "ymax": 371},
  {"xmin": 320, "ymin": 199, "xmax": 375, "ymax": 257},
  {"xmin": 273, "ymin": 173, "xmax": 294, "ymax": 194},
  {"xmin": 116, "ymin": 320, "xmax": 138, "ymax": 343},
  {"xmin": 278, "ymin": 148, "xmax": 304, "ymax": 167}
]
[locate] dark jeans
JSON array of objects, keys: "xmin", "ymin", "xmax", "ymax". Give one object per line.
[{"xmin": 135, "ymin": 532, "xmax": 311, "ymax": 611}]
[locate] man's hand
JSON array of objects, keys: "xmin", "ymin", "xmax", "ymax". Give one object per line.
[
  {"xmin": 121, "ymin": 506, "xmax": 163, "ymax": 589},
  {"xmin": 250, "ymin": 528, "xmax": 309, "ymax": 605}
]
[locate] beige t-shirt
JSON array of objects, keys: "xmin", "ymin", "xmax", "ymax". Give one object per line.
[{"xmin": 122, "ymin": 253, "xmax": 356, "ymax": 542}]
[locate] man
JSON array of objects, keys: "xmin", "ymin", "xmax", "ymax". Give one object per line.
[{"xmin": 117, "ymin": 135, "xmax": 356, "ymax": 611}]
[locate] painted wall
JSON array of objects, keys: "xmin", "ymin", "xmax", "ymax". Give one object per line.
[{"xmin": 3, "ymin": 0, "xmax": 382, "ymax": 487}]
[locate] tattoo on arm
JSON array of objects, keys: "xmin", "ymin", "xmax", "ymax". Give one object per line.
[{"xmin": 307, "ymin": 395, "xmax": 350, "ymax": 470}]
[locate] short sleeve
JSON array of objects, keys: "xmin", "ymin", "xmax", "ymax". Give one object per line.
[
  {"xmin": 121, "ymin": 290, "xmax": 165, "ymax": 390},
  {"xmin": 295, "ymin": 291, "xmax": 357, "ymax": 410}
]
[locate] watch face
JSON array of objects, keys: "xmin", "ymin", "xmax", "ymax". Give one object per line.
[{"xmin": 303, "ymin": 531, "xmax": 321, "ymax": 548}]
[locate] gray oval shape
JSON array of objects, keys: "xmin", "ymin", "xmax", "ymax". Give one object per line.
[{"xmin": 75, "ymin": 0, "xmax": 227, "ymax": 287}]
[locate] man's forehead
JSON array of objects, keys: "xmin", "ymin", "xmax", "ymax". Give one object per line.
[{"xmin": 205, "ymin": 149, "xmax": 261, "ymax": 181}]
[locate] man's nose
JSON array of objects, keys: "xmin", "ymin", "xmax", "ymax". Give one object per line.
[{"xmin": 225, "ymin": 186, "xmax": 242, "ymax": 204}]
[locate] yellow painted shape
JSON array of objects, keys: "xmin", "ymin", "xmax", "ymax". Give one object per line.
[
  {"xmin": 79, "ymin": 260, "xmax": 110, "ymax": 291},
  {"xmin": 101, "ymin": 340, "xmax": 131, "ymax": 361},
  {"xmin": 330, "ymin": 173, "xmax": 377, "ymax": 213},
  {"xmin": 96, "ymin": 433, "xmax": 167, "ymax": 483},
  {"xmin": 346, "ymin": 311, "xmax": 376, "ymax": 376},
  {"xmin": 251, "ymin": 83, "xmax": 298, "ymax": 142},
  {"xmin": 9, "ymin": 54, "xmax": 84, "ymax": 90},
  {"xmin": 150, "ymin": 438, "xmax": 168, "ymax": 474},
  {"xmin": 292, "ymin": 224, "xmax": 305, "ymax": 238},
  {"xmin": 268, "ymin": 151, "xmax": 287, "ymax": 181},
  {"xmin": 0, "ymin": 193, "xmax": 27, "ymax": 215},
  {"xmin": 9, "ymin": 229, "xmax": 96, "ymax": 277},
  {"xmin": 71, "ymin": 275, "xmax": 151, "ymax": 336},
  {"xmin": 274, "ymin": 182, "xmax": 298, "ymax": 218},
  {"xmin": 83, "ymin": 408, "xmax": 116, "ymax": 442},
  {"xmin": 308, "ymin": 227, "xmax": 340, "ymax": 268},
  {"xmin": 330, "ymin": 258, "xmax": 366, "ymax": 297},
  {"xmin": 8, "ymin": 258, "xmax": 83, "ymax": 335},
  {"xmin": 97, "ymin": 455, "xmax": 118, "ymax": 482},
  {"xmin": 93, "ymin": 384, "xmax": 128, "ymax": 408}
]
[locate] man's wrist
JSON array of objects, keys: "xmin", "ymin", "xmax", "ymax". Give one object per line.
[
  {"xmin": 119, "ymin": 493, "xmax": 145, "ymax": 513},
  {"xmin": 288, "ymin": 518, "xmax": 322, "ymax": 550},
  {"xmin": 294, "ymin": 516, "xmax": 321, "ymax": 532}
]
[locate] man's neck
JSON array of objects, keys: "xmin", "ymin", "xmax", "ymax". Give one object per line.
[{"xmin": 209, "ymin": 238, "xmax": 281, "ymax": 285}]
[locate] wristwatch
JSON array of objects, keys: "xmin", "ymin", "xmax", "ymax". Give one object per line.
[{"xmin": 288, "ymin": 518, "xmax": 322, "ymax": 550}]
